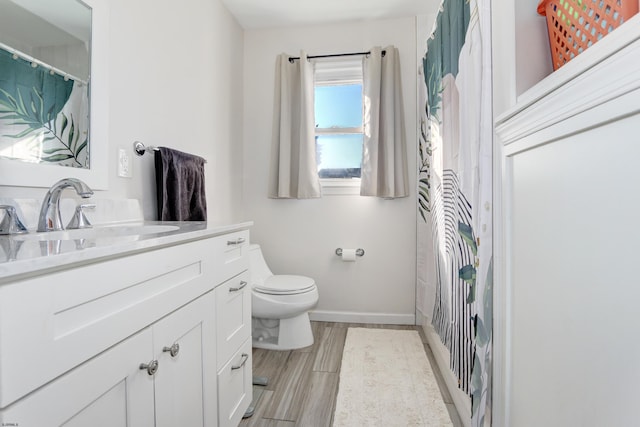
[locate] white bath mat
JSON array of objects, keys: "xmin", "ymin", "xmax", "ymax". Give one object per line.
[{"xmin": 333, "ymin": 328, "xmax": 452, "ymax": 426}]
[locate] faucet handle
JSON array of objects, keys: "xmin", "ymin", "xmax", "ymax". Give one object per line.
[
  {"xmin": 0, "ymin": 205, "xmax": 28, "ymax": 235},
  {"xmin": 66, "ymin": 203, "xmax": 96, "ymax": 230}
]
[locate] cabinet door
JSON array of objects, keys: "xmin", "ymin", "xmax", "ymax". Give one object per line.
[
  {"xmin": 0, "ymin": 329, "xmax": 155, "ymax": 427},
  {"xmin": 215, "ymin": 271, "xmax": 251, "ymax": 369},
  {"xmin": 153, "ymin": 292, "xmax": 217, "ymax": 427}
]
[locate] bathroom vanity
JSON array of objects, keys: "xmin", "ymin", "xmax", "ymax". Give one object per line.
[{"xmin": 0, "ymin": 221, "xmax": 252, "ymax": 427}]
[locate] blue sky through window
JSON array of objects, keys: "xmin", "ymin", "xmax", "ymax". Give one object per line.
[
  {"xmin": 315, "ymin": 83, "xmax": 363, "ymax": 176},
  {"xmin": 316, "ymin": 134, "xmax": 363, "ymax": 171},
  {"xmin": 315, "ymin": 84, "xmax": 362, "ymax": 128}
]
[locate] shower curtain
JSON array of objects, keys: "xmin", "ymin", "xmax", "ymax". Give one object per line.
[
  {"xmin": 417, "ymin": 0, "xmax": 492, "ymax": 425},
  {"xmin": 0, "ymin": 47, "xmax": 89, "ymax": 168}
]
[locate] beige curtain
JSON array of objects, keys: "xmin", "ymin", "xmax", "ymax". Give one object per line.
[
  {"xmin": 361, "ymin": 46, "xmax": 409, "ymax": 198},
  {"xmin": 268, "ymin": 52, "xmax": 321, "ymax": 199}
]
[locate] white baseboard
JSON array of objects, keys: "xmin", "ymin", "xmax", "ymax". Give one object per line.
[
  {"xmin": 421, "ymin": 322, "xmax": 472, "ymax": 427},
  {"xmin": 415, "ymin": 307, "xmax": 427, "ymax": 326},
  {"xmin": 309, "ymin": 310, "xmax": 416, "ymax": 325}
]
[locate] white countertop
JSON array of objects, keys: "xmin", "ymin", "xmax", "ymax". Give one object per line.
[{"xmin": 0, "ymin": 220, "xmax": 252, "ymax": 283}]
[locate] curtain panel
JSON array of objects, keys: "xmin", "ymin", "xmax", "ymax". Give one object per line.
[
  {"xmin": 269, "ymin": 47, "xmax": 409, "ymax": 200},
  {"xmin": 268, "ymin": 51, "xmax": 321, "ymax": 199},
  {"xmin": 361, "ymin": 46, "xmax": 409, "ymax": 199}
]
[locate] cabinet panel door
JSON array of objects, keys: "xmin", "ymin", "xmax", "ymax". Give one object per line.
[
  {"xmin": 0, "ymin": 329, "xmax": 155, "ymax": 427},
  {"xmin": 153, "ymin": 292, "xmax": 216, "ymax": 427},
  {"xmin": 215, "ymin": 271, "xmax": 251, "ymax": 369},
  {"xmin": 507, "ymin": 113, "xmax": 640, "ymax": 427},
  {"xmin": 63, "ymin": 381, "xmax": 127, "ymax": 427}
]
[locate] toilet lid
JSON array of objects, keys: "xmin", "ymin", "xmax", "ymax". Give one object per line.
[{"xmin": 254, "ymin": 275, "xmax": 316, "ymax": 295}]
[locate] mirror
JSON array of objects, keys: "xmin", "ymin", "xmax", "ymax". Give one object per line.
[{"xmin": 0, "ymin": 0, "xmax": 108, "ymax": 189}]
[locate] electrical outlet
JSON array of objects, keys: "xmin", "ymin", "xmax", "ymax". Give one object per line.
[{"xmin": 118, "ymin": 148, "xmax": 132, "ymax": 178}]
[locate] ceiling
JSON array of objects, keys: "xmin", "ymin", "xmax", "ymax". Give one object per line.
[{"xmin": 221, "ymin": 0, "xmax": 440, "ymax": 29}]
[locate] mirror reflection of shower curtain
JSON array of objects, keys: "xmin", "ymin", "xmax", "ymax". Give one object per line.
[
  {"xmin": 417, "ymin": 0, "xmax": 493, "ymax": 425},
  {"xmin": 0, "ymin": 47, "xmax": 89, "ymax": 168}
]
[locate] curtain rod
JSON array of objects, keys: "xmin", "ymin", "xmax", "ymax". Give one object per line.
[
  {"xmin": 0, "ymin": 42, "xmax": 88, "ymax": 86},
  {"xmin": 288, "ymin": 50, "xmax": 386, "ymax": 63}
]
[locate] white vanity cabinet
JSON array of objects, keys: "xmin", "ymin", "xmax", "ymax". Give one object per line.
[
  {"xmin": 0, "ymin": 293, "xmax": 214, "ymax": 426},
  {"xmin": 0, "ymin": 225, "xmax": 251, "ymax": 427}
]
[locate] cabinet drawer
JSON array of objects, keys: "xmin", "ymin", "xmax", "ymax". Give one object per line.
[
  {"xmin": 214, "ymin": 230, "xmax": 250, "ymax": 284},
  {"xmin": 217, "ymin": 338, "xmax": 252, "ymax": 427},
  {"xmin": 215, "ymin": 271, "xmax": 251, "ymax": 370}
]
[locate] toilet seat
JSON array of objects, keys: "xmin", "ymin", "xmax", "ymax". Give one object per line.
[{"xmin": 254, "ymin": 275, "xmax": 316, "ymax": 295}]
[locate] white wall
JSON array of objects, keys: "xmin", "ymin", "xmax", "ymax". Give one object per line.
[
  {"xmin": 493, "ymin": 0, "xmax": 553, "ymax": 115},
  {"xmin": 514, "ymin": 0, "xmax": 553, "ymax": 98},
  {"xmin": 242, "ymin": 18, "xmax": 418, "ymax": 323},
  {"xmin": 2, "ymin": 4, "xmax": 418, "ymax": 322},
  {"xmin": 0, "ymin": 0, "xmax": 245, "ymax": 224}
]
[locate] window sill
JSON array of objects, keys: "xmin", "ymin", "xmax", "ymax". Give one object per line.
[{"xmin": 320, "ymin": 178, "xmax": 361, "ymax": 196}]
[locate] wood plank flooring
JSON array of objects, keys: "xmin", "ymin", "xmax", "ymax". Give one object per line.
[{"xmin": 239, "ymin": 321, "xmax": 463, "ymax": 427}]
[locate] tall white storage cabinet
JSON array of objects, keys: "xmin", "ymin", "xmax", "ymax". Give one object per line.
[{"xmin": 493, "ymin": 5, "xmax": 640, "ymax": 426}]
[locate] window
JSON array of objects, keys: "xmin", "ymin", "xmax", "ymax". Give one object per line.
[
  {"xmin": 314, "ymin": 59, "xmax": 364, "ymax": 193},
  {"xmin": 315, "ymin": 83, "xmax": 363, "ymax": 178}
]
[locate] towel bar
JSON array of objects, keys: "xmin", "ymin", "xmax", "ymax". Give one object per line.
[
  {"xmin": 133, "ymin": 141, "xmax": 207, "ymax": 163},
  {"xmin": 133, "ymin": 141, "xmax": 159, "ymax": 156}
]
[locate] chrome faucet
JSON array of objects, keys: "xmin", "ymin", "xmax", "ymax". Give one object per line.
[{"xmin": 37, "ymin": 178, "xmax": 94, "ymax": 232}]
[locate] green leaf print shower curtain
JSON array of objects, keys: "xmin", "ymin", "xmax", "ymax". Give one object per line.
[
  {"xmin": 417, "ymin": 0, "xmax": 492, "ymax": 425},
  {"xmin": 0, "ymin": 48, "xmax": 89, "ymax": 168}
]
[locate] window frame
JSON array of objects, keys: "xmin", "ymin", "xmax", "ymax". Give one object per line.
[{"xmin": 313, "ymin": 59, "xmax": 364, "ymax": 195}]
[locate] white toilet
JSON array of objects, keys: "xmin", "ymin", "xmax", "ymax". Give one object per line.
[{"xmin": 249, "ymin": 244, "xmax": 319, "ymax": 350}]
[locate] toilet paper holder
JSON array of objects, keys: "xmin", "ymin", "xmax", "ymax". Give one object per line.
[{"xmin": 335, "ymin": 248, "xmax": 365, "ymax": 257}]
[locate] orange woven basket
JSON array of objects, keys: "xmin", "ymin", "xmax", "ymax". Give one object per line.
[{"xmin": 538, "ymin": 0, "xmax": 638, "ymax": 69}]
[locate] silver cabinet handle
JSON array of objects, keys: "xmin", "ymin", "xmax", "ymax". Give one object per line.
[
  {"xmin": 229, "ymin": 281, "xmax": 247, "ymax": 292},
  {"xmin": 162, "ymin": 343, "xmax": 180, "ymax": 358},
  {"xmin": 227, "ymin": 237, "xmax": 246, "ymax": 246},
  {"xmin": 139, "ymin": 360, "xmax": 159, "ymax": 376},
  {"xmin": 231, "ymin": 353, "xmax": 249, "ymax": 371}
]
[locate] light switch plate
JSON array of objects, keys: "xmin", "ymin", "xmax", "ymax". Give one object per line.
[{"xmin": 118, "ymin": 148, "xmax": 132, "ymax": 178}]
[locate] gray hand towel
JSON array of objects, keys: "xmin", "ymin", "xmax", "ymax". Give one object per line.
[{"xmin": 154, "ymin": 147, "xmax": 207, "ymax": 221}]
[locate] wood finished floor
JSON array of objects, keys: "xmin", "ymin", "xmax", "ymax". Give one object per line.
[{"xmin": 239, "ymin": 321, "xmax": 463, "ymax": 427}]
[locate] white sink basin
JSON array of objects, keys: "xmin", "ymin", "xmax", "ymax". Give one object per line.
[{"xmin": 14, "ymin": 224, "xmax": 180, "ymax": 241}]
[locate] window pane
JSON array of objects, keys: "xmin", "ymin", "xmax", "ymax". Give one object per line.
[
  {"xmin": 316, "ymin": 134, "xmax": 362, "ymax": 178},
  {"xmin": 315, "ymin": 84, "xmax": 362, "ymax": 128}
]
